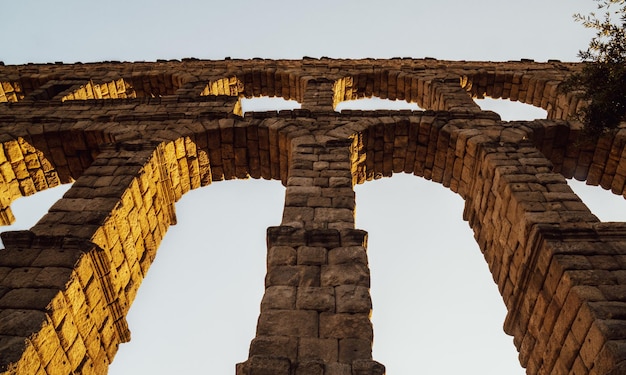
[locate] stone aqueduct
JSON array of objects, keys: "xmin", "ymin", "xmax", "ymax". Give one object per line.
[{"xmin": 0, "ymin": 58, "xmax": 625, "ymax": 374}]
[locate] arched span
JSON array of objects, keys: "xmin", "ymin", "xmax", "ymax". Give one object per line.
[
  {"xmin": 523, "ymin": 119, "xmax": 626, "ymax": 196},
  {"xmin": 0, "ymin": 112, "xmax": 316, "ymax": 226},
  {"xmin": 344, "ymin": 99, "xmax": 626, "ymax": 203},
  {"xmin": 1, "ymin": 72, "xmax": 190, "ymax": 102},
  {"xmin": 333, "ymin": 70, "xmax": 479, "ymax": 112},
  {"xmin": 0, "ymin": 117, "xmax": 302, "ymax": 373},
  {"xmin": 460, "ymin": 69, "xmax": 585, "ymax": 121},
  {"xmin": 57, "ymin": 73, "xmax": 188, "ymax": 101},
  {"xmin": 0, "ymin": 128, "xmax": 111, "ymax": 225},
  {"xmin": 0, "ymin": 74, "xmax": 54, "ymax": 103},
  {"xmin": 347, "ymin": 112, "xmax": 499, "ymax": 195},
  {"xmin": 200, "ymin": 70, "xmax": 307, "ymax": 115},
  {"xmin": 349, "ymin": 114, "xmax": 623, "ymax": 373}
]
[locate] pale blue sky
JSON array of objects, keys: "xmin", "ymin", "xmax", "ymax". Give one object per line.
[{"xmin": 3, "ymin": 1, "xmax": 624, "ymax": 374}]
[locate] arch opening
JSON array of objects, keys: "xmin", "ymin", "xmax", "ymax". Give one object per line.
[
  {"xmin": 0, "ymin": 133, "xmax": 99, "ymax": 226},
  {"xmin": 0, "ymin": 129, "xmax": 292, "ymax": 373},
  {"xmin": 567, "ymin": 179, "xmax": 626, "ymax": 222},
  {"xmin": 333, "ymin": 74, "xmax": 426, "ymax": 111},
  {"xmin": 475, "ymin": 97, "xmax": 547, "ymax": 121},
  {"xmin": 355, "ymin": 173, "xmax": 525, "ymax": 374},
  {"xmin": 335, "ymin": 96, "xmax": 422, "ymax": 112},
  {"xmin": 0, "ymin": 183, "xmax": 72, "ymax": 247},
  {"xmin": 461, "ymin": 72, "xmax": 563, "ymax": 119},
  {"xmin": 201, "ymin": 72, "xmax": 306, "ymax": 115},
  {"xmin": 107, "ymin": 179, "xmax": 285, "ymax": 374},
  {"xmin": 240, "ymin": 96, "xmax": 301, "ymax": 114}
]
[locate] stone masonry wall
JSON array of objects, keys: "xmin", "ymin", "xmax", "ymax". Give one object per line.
[{"xmin": 0, "ymin": 58, "xmax": 624, "ymax": 374}]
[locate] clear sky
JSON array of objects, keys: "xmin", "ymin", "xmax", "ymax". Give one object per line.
[{"xmin": 3, "ymin": 1, "xmax": 626, "ymax": 374}]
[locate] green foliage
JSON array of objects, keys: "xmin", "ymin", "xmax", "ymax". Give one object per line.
[{"xmin": 564, "ymin": 0, "xmax": 626, "ymax": 136}]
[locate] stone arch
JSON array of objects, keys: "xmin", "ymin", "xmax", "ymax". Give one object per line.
[
  {"xmin": 107, "ymin": 177, "xmax": 284, "ymax": 374},
  {"xmin": 182, "ymin": 117, "xmax": 305, "ymax": 185},
  {"xmin": 2, "ymin": 72, "xmax": 191, "ymax": 102},
  {"xmin": 0, "ymin": 142, "xmax": 181, "ymax": 374},
  {"xmin": 0, "ymin": 127, "xmax": 112, "ymax": 225},
  {"xmin": 333, "ymin": 70, "xmax": 479, "ymax": 112},
  {"xmin": 331, "ymin": 113, "xmax": 623, "ymax": 373},
  {"xmin": 200, "ymin": 70, "xmax": 307, "ymax": 115},
  {"xmin": 343, "ymin": 112, "xmax": 500, "ymax": 195},
  {"xmin": 0, "ymin": 116, "xmax": 299, "ymax": 373},
  {"xmin": 523, "ymin": 119, "xmax": 626, "ymax": 197},
  {"xmin": 456, "ymin": 67, "xmax": 626, "ymax": 200},
  {"xmin": 121, "ymin": 72, "xmax": 188, "ymax": 98},
  {"xmin": 0, "ymin": 74, "xmax": 56, "ymax": 103},
  {"xmin": 0, "ymin": 112, "xmax": 304, "ymax": 229},
  {"xmin": 56, "ymin": 72, "xmax": 187, "ymax": 102},
  {"xmin": 2, "ymin": 142, "xmax": 256, "ymax": 373},
  {"xmin": 460, "ymin": 69, "xmax": 585, "ymax": 121}
]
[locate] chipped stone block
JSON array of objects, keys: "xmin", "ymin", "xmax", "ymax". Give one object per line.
[
  {"xmin": 237, "ymin": 356, "xmax": 291, "ymax": 375},
  {"xmin": 261, "ymin": 286, "xmax": 296, "ymax": 310},
  {"xmin": 266, "ymin": 265, "xmax": 320, "ymax": 287},
  {"xmin": 298, "ymin": 246, "xmax": 327, "ymax": 265},
  {"xmin": 249, "ymin": 335, "xmax": 298, "ymax": 360},
  {"xmin": 335, "ymin": 285, "xmax": 371, "ymax": 313},
  {"xmin": 319, "ymin": 312, "xmax": 373, "ymax": 341},
  {"xmin": 267, "ymin": 246, "xmax": 297, "ymax": 266},
  {"xmin": 296, "ymin": 287, "xmax": 335, "ymax": 311},
  {"xmin": 339, "ymin": 338, "xmax": 372, "ymax": 363},
  {"xmin": 298, "ymin": 338, "xmax": 339, "ymax": 362},
  {"xmin": 328, "ymin": 246, "xmax": 367, "ymax": 265},
  {"xmin": 352, "ymin": 359, "xmax": 385, "ymax": 375},
  {"xmin": 321, "ymin": 264, "xmax": 370, "ymax": 287},
  {"xmin": 257, "ymin": 310, "xmax": 318, "ymax": 338},
  {"xmin": 295, "ymin": 360, "xmax": 325, "ymax": 375}
]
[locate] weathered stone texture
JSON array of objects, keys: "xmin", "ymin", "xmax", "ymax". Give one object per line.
[{"xmin": 0, "ymin": 58, "xmax": 624, "ymax": 374}]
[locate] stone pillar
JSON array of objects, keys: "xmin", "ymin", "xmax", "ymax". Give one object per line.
[
  {"xmin": 282, "ymin": 137, "xmax": 355, "ymax": 230},
  {"xmin": 237, "ymin": 136, "xmax": 384, "ymax": 375},
  {"xmin": 462, "ymin": 138, "xmax": 626, "ymax": 374},
  {"xmin": 505, "ymin": 223, "xmax": 626, "ymax": 375}
]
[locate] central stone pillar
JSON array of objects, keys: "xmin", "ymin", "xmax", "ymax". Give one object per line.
[{"xmin": 237, "ymin": 137, "xmax": 385, "ymax": 375}]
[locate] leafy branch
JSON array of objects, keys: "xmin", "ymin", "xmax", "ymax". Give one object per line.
[{"xmin": 563, "ymin": 0, "xmax": 626, "ymax": 136}]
